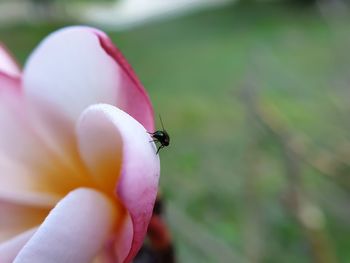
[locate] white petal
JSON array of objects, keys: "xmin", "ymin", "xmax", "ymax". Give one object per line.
[
  {"xmin": 14, "ymin": 188, "xmax": 119, "ymax": 263},
  {"xmin": 23, "ymin": 26, "xmax": 155, "ymax": 131},
  {"xmin": 0, "ymin": 228, "xmax": 37, "ymax": 263}
]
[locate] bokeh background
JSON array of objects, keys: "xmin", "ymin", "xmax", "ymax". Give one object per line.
[{"xmin": 1, "ymin": 0, "xmax": 350, "ymax": 262}]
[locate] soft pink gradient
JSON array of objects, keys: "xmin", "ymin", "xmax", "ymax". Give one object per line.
[{"xmin": 0, "ymin": 26, "xmax": 160, "ymax": 263}]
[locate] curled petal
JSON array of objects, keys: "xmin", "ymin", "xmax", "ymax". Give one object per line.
[
  {"xmin": 77, "ymin": 104, "xmax": 160, "ymax": 262},
  {"xmin": 14, "ymin": 188, "xmax": 118, "ymax": 263},
  {"xmin": 23, "ymin": 26, "xmax": 154, "ymax": 131},
  {"xmin": 0, "ymin": 44, "xmax": 20, "ymax": 77}
]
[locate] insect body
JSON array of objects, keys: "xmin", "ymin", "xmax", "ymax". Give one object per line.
[{"xmin": 149, "ymin": 116, "xmax": 170, "ymax": 154}]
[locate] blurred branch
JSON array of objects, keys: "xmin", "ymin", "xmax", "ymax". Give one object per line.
[
  {"xmin": 240, "ymin": 81, "xmax": 338, "ymax": 263},
  {"xmin": 244, "ymin": 89, "xmax": 350, "ymax": 188},
  {"xmin": 279, "ymin": 131, "xmax": 337, "ymax": 263},
  {"xmin": 241, "ymin": 81, "xmax": 267, "ymax": 263}
]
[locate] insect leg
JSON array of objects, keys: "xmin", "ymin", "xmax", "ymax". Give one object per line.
[{"xmin": 156, "ymin": 145, "xmax": 164, "ymax": 154}]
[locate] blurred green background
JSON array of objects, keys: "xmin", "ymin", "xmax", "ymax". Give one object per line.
[{"xmin": 1, "ymin": 0, "xmax": 350, "ymax": 262}]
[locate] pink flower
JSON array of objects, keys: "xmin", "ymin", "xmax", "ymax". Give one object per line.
[{"xmin": 0, "ymin": 26, "xmax": 160, "ymax": 263}]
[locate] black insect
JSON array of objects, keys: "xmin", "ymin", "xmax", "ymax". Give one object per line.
[{"xmin": 149, "ymin": 116, "xmax": 170, "ymax": 154}]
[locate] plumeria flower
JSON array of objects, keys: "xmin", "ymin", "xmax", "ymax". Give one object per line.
[{"xmin": 0, "ymin": 26, "xmax": 160, "ymax": 263}]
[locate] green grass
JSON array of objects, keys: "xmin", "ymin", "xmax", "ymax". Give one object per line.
[{"xmin": 2, "ymin": 2, "xmax": 350, "ymax": 262}]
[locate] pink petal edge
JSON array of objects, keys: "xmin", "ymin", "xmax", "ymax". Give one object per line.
[
  {"xmin": 93, "ymin": 29, "xmax": 155, "ymax": 132},
  {"xmin": 76, "ymin": 104, "xmax": 160, "ymax": 262},
  {"xmin": 0, "ymin": 71, "xmax": 21, "ymax": 91}
]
